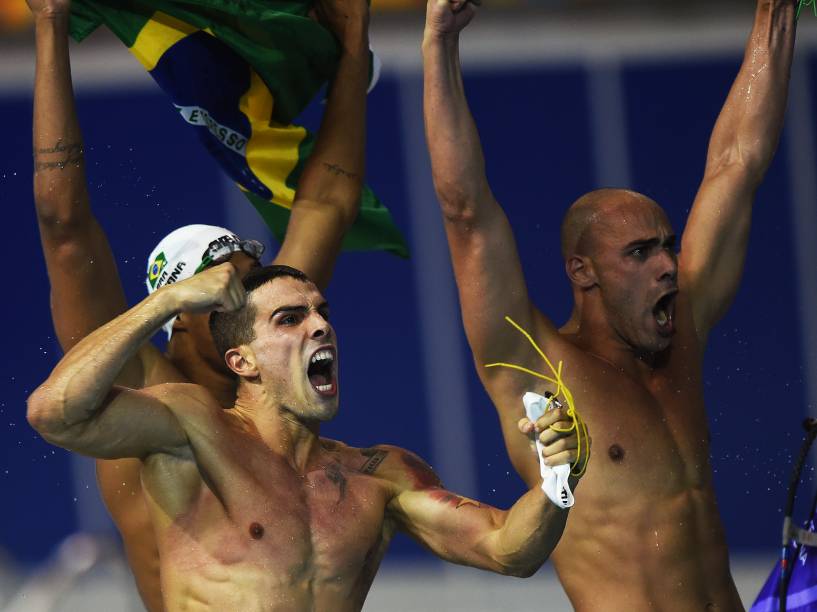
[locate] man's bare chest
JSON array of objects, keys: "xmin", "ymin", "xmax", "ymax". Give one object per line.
[
  {"xmin": 562, "ymin": 355, "xmax": 712, "ymax": 495},
  {"xmin": 153, "ymin": 444, "xmax": 392, "ymax": 583}
]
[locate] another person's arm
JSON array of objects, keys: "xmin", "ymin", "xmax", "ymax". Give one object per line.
[
  {"xmin": 681, "ymin": 0, "xmax": 797, "ymax": 338},
  {"xmin": 387, "ymin": 408, "xmax": 584, "ymax": 576},
  {"xmin": 26, "ymin": 264, "xmax": 243, "ymax": 457},
  {"xmin": 422, "ymin": 0, "xmax": 557, "ymax": 363},
  {"xmin": 275, "ymin": 0, "xmax": 370, "ymax": 290},
  {"xmin": 28, "ymin": 0, "xmax": 175, "ymax": 387},
  {"xmin": 422, "ymin": 0, "xmax": 558, "ymax": 483}
]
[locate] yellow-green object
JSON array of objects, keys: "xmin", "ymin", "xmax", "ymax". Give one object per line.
[
  {"xmin": 69, "ymin": 0, "xmax": 409, "ymax": 257},
  {"xmin": 485, "ymin": 316, "xmax": 590, "ymax": 477}
]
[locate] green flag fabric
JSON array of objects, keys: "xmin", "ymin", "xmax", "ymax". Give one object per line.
[{"xmin": 69, "ymin": 0, "xmax": 409, "ymax": 257}]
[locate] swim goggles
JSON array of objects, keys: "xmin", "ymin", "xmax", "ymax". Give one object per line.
[{"xmin": 195, "ymin": 238, "xmax": 265, "ymax": 273}]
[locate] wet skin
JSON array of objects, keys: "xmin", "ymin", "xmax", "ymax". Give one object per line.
[
  {"xmin": 95, "ymin": 252, "xmax": 260, "ymax": 611},
  {"xmin": 490, "ymin": 198, "xmax": 742, "ymax": 610}
]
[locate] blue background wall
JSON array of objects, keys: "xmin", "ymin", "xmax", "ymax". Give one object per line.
[{"xmin": 1, "ymin": 38, "xmax": 815, "ymax": 568}]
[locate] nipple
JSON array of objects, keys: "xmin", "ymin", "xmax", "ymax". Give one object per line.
[
  {"xmin": 249, "ymin": 522, "xmax": 265, "ymax": 540},
  {"xmin": 608, "ymin": 444, "xmax": 625, "ymax": 462}
]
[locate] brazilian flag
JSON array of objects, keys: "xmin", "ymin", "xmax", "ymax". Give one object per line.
[{"xmin": 68, "ymin": 0, "xmax": 409, "ymax": 257}]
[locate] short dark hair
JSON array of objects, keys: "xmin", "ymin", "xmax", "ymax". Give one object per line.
[{"xmin": 209, "ymin": 265, "xmax": 311, "ymax": 359}]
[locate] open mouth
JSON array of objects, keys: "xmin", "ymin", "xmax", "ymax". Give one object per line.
[
  {"xmin": 307, "ymin": 347, "xmax": 337, "ymax": 397},
  {"xmin": 653, "ymin": 291, "xmax": 677, "ymax": 334}
]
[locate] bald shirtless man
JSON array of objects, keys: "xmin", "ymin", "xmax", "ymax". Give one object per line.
[
  {"xmin": 28, "ymin": 0, "xmax": 370, "ymax": 607},
  {"xmin": 423, "ymin": 0, "xmax": 797, "ymax": 609},
  {"xmin": 27, "ymin": 262, "xmax": 585, "ymax": 610}
]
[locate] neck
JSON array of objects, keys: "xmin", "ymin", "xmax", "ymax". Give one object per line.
[
  {"xmin": 566, "ymin": 298, "xmax": 657, "ymax": 378},
  {"xmin": 232, "ymin": 383, "xmax": 322, "ymax": 473},
  {"xmin": 167, "ymin": 334, "xmax": 237, "ymax": 408}
]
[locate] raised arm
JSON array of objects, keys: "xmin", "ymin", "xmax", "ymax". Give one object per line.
[
  {"xmin": 387, "ymin": 409, "xmax": 582, "ymax": 577},
  {"xmin": 26, "ymin": 263, "xmax": 243, "ymax": 458},
  {"xmin": 422, "ymin": 0, "xmax": 555, "ymax": 367},
  {"xmin": 274, "ymin": 0, "xmax": 370, "ymax": 290},
  {"xmin": 680, "ymin": 0, "xmax": 797, "ymax": 336},
  {"xmin": 28, "ymin": 0, "xmax": 176, "ymax": 388}
]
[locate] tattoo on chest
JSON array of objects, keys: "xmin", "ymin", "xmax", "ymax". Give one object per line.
[
  {"xmin": 34, "ymin": 139, "xmax": 84, "ymax": 172},
  {"xmin": 325, "ymin": 462, "xmax": 347, "ymax": 503},
  {"xmin": 359, "ymin": 448, "xmax": 389, "ymax": 475}
]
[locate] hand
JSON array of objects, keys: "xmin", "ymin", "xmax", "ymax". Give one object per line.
[
  {"xmin": 518, "ymin": 405, "xmax": 591, "ymax": 477},
  {"xmin": 425, "ymin": 0, "xmax": 477, "ymax": 39},
  {"xmin": 311, "ymin": 0, "xmax": 369, "ymax": 46},
  {"xmin": 163, "ymin": 263, "xmax": 246, "ymax": 315},
  {"xmin": 26, "ymin": 0, "xmax": 71, "ymax": 19}
]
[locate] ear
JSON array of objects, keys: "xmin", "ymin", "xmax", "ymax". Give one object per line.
[
  {"xmin": 173, "ymin": 313, "xmax": 189, "ymax": 332},
  {"xmin": 565, "ymin": 254, "xmax": 597, "ymax": 289},
  {"xmin": 225, "ymin": 346, "xmax": 259, "ymax": 379}
]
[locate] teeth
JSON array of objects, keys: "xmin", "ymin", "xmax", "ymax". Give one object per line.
[
  {"xmin": 656, "ymin": 309, "xmax": 668, "ymax": 326},
  {"xmin": 316, "ymin": 384, "xmax": 333, "ymax": 392},
  {"xmin": 311, "ymin": 350, "xmax": 334, "ymax": 364}
]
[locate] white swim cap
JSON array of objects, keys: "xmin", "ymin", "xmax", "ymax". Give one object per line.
[{"xmin": 145, "ymin": 224, "xmax": 265, "ymax": 338}]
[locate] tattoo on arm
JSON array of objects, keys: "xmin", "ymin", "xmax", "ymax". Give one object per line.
[
  {"xmin": 323, "ymin": 162, "xmax": 357, "ymax": 179},
  {"xmin": 359, "ymin": 448, "xmax": 389, "ymax": 475},
  {"xmin": 33, "ymin": 139, "xmax": 84, "ymax": 172}
]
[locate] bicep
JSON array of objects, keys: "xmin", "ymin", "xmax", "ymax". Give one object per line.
[
  {"xmin": 54, "ymin": 386, "xmax": 188, "ymax": 460},
  {"xmin": 681, "ymin": 166, "xmax": 755, "ymax": 334},
  {"xmin": 390, "ymin": 486, "xmax": 505, "ymax": 572}
]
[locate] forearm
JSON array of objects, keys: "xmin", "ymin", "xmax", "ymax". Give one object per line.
[
  {"xmin": 32, "ymin": 11, "xmax": 91, "ymax": 232},
  {"xmin": 488, "ymin": 485, "xmax": 570, "ymax": 576},
  {"xmin": 293, "ymin": 23, "xmax": 368, "ymax": 220},
  {"xmin": 29, "ymin": 290, "xmax": 179, "ymax": 432},
  {"xmin": 705, "ymin": 0, "xmax": 796, "ymax": 180},
  {"xmin": 422, "ymin": 31, "xmax": 492, "ymax": 216}
]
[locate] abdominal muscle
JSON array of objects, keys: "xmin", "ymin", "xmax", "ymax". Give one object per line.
[{"xmin": 552, "ymin": 484, "xmax": 742, "ymax": 611}]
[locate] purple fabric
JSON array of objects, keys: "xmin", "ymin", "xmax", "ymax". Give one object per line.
[{"xmin": 752, "ymin": 520, "xmax": 817, "ymax": 612}]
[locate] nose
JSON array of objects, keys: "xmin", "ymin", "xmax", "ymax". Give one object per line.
[
  {"xmin": 309, "ymin": 311, "xmax": 331, "ymax": 340},
  {"xmin": 656, "ymin": 249, "xmax": 678, "ymax": 283}
]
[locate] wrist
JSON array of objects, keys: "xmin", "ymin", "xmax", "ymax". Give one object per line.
[
  {"xmin": 422, "ymin": 30, "xmax": 459, "ymax": 52},
  {"xmin": 34, "ymin": 9, "xmax": 70, "ymax": 26},
  {"xmin": 150, "ymin": 285, "xmax": 185, "ymax": 319}
]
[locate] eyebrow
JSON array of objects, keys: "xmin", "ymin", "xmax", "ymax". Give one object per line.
[
  {"xmin": 270, "ymin": 301, "xmax": 330, "ymax": 319},
  {"xmin": 623, "ymin": 235, "xmax": 676, "ymax": 250}
]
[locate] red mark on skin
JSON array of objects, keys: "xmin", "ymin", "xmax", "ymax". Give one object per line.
[
  {"xmin": 428, "ymin": 489, "xmax": 481, "ymax": 509},
  {"xmin": 400, "ymin": 452, "xmax": 443, "ymax": 489},
  {"xmin": 249, "ymin": 522, "xmax": 265, "ymax": 540}
]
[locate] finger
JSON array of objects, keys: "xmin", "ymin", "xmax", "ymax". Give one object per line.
[
  {"xmin": 517, "ymin": 417, "xmax": 534, "ymax": 435},
  {"xmin": 538, "ymin": 426, "xmax": 572, "ymax": 446},
  {"xmin": 542, "ymin": 436, "xmax": 578, "ymax": 455},
  {"xmin": 543, "ymin": 449, "xmax": 578, "ymax": 467},
  {"xmin": 535, "ymin": 407, "xmax": 570, "ymax": 431}
]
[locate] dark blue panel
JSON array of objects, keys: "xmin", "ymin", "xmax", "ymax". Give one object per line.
[
  {"xmin": 625, "ymin": 57, "xmax": 807, "ymax": 552},
  {"xmin": 460, "ymin": 66, "xmax": 595, "ymax": 510},
  {"xmin": 2, "ymin": 86, "xmax": 229, "ymax": 564},
  {"xmin": 0, "ymin": 94, "xmax": 77, "ymax": 564}
]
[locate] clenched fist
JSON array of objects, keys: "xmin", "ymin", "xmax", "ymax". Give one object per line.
[
  {"xmin": 163, "ymin": 262, "xmax": 246, "ymax": 315},
  {"xmin": 425, "ymin": 0, "xmax": 477, "ymax": 39},
  {"xmin": 518, "ymin": 404, "xmax": 591, "ymax": 476}
]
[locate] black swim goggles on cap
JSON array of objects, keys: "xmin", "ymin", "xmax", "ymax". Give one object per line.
[{"xmin": 195, "ymin": 238, "xmax": 265, "ymax": 273}]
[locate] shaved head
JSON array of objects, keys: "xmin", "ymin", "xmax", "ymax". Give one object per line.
[{"xmin": 560, "ymin": 188, "xmax": 660, "ymax": 259}]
